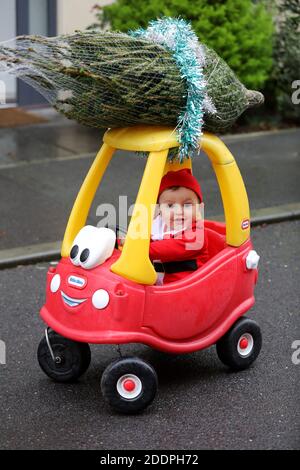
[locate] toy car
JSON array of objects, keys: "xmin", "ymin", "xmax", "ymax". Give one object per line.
[{"xmin": 38, "ymin": 126, "xmax": 262, "ymax": 414}]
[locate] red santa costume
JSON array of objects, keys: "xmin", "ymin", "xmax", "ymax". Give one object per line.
[{"xmin": 149, "ymin": 169, "xmax": 209, "ymax": 284}]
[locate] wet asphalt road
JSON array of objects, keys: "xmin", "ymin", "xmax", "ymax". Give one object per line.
[{"xmin": 0, "ymin": 220, "xmax": 299, "ymax": 450}]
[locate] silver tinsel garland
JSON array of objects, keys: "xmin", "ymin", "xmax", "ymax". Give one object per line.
[{"xmin": 130, "ymin": 17, "xmax": 216, "ymax": 161}]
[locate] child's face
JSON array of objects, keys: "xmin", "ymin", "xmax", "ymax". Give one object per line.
[{"xmin": 158, "ymin": 186, "xmax": 202, "ymax": 231}]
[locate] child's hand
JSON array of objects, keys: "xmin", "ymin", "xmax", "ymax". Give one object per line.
[{"xmin": 118, "ymin": 237, "xmax": 126, "ymax": 246}]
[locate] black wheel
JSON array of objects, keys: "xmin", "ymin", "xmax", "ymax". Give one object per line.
[
  {"xmin": 37, "ymin": 331, "xmax": 91, "ymax": 383},
  {"xmin": 101, "ymin": 357, "xmax": 158, "ymax": 414},
  {"xmin": 216, "ymin": 317, "xmax": 262, "ymax": 371}
]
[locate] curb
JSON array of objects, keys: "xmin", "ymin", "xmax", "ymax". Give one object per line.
[
  {"xmin": 0, "ymin": 241, "xmax": 61, "ymax": 269},
  {"xmin": 220, "ymin": 126, "xmax": 300, "ymax": 144}
]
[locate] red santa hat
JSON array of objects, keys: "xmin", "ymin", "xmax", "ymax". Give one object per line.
[{"xmin": 158, "ymin": 169, "xmax": 203, "ymax": 202}]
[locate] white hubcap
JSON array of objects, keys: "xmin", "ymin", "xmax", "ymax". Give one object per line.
[
  {"xmin": 237, "ymin": 333, "xmax": 254, "ymax": 357},
  {"xmin": 116, "ymin": 374, "xmax": 142, "ymax": 400}
]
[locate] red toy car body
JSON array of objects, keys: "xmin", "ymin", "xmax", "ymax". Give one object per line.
[{"xmin": 41, "ymin": 221, "xmax": 257, "ymax": 354}]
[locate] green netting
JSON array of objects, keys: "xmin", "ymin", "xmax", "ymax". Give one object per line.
[{"xmin": 0, "ymin": 28, "xmax": 264, "ymax": 146}]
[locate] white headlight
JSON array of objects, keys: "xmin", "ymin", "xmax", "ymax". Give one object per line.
[
  {"xmin": 50, "ymin": 274, "xmax": 61, "ymax": 293},
  {"xmin": 92, "ymin": 289, "xmax": 110, "ymax": 309},
  {"xmin": 246, "ymin": 250, "xmax": 260, "ymax": 270}
]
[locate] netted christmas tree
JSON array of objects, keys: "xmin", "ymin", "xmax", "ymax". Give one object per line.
[{"xmin": 0, "ymin": 17, "xmax": 264, "ymax": 160}]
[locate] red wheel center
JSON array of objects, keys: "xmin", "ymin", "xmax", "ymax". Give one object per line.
[
  {"xmin": 123, "ymin": 379, "xmax": 136, "ymax": 392},
  {"xmin": 239, "ymin": 337, "xmax": 249, "ymax": 349}
]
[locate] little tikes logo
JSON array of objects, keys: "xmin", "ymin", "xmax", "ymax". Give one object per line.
[
  {"xmin": 68, "ymin": 275, "xmax": 86, "ymax": 289},
  {"xmin": 241, "ymin": 219, "xmax": 250, "ymax": 230}
]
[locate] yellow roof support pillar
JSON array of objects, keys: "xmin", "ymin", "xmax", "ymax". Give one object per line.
[
  {"xmin": 201, "ymin": 133, "xmax": 250, "ymax": 246},
  {"xmin": 111, "ymin": 148, "xmax": 169, "ymax": 285}
]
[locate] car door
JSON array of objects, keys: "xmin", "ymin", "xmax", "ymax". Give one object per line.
[{"xmin": 142, "ymin": 247, "xmax": 237, "ymax": 341}]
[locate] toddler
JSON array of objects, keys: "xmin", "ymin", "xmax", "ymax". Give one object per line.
[{"xmin": 150, "ymin": 168, "xmax": 209, "ymax": 284}]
